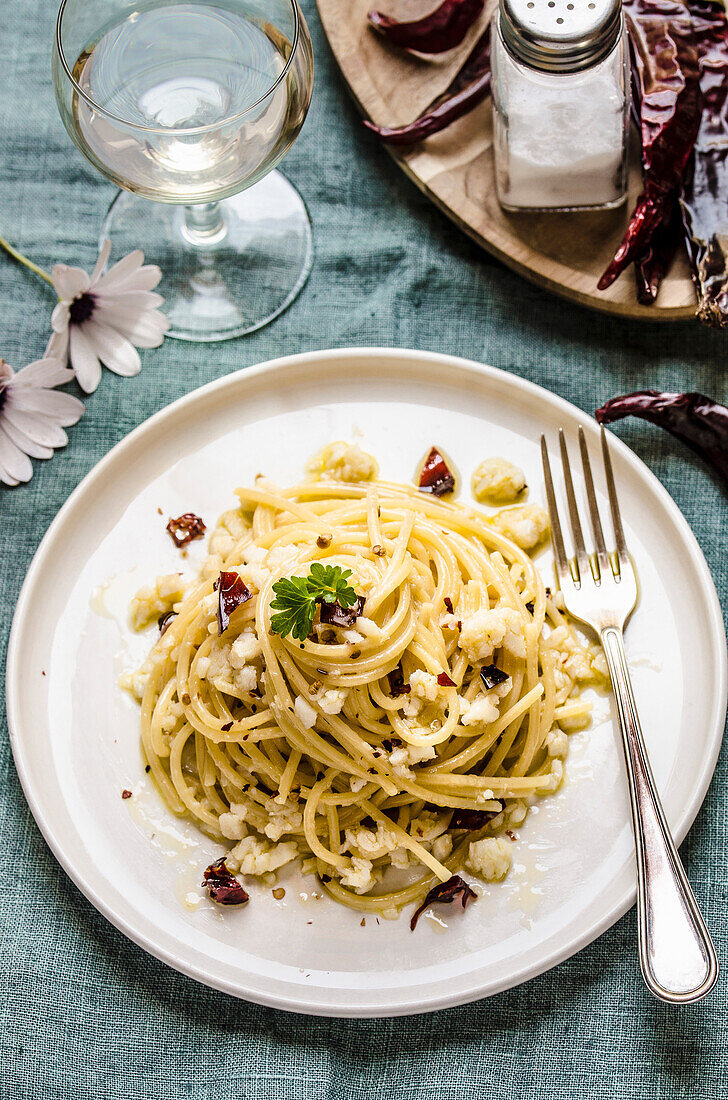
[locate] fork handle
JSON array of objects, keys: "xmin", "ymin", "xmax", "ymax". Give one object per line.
[{"xmin": 600, "ymin": 627, "xmax": 718, "ymax": 1003}]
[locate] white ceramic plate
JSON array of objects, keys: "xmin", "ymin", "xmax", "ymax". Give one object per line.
[{"xmin": 7, "ymin": 348, "xmax": 726, "ymax": 1017}]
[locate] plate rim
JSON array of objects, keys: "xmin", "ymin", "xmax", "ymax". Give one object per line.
[{"xmin": 7, "ymin": 346, "xmax": 726, "ymax": 1016}]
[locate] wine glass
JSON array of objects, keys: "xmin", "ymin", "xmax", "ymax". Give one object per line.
[{"xmin": 53, "ymin": 0, "xmax": 314, "ymax": 342}]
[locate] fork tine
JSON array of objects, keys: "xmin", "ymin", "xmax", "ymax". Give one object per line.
[
  {"xmin": 558, "ymin": 429, "xmax": 590, "ymax": 583},
  {"xmin": 601, "ymin": 426, "xmax": 629, "ymax": 565},
  {"xmin": 578, "ymin": 426, "xmax": 612, "ymax": 579},
  {"xmin": 540, "ymin": 435, "xmax": 570, "ymax": 585}
]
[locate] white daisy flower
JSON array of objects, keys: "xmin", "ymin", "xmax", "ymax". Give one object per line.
[
  {"xmin": 0, "ymin": 357, "xmax": 84, "ymax": 487},
  {"xmin": 45, "ymin": 240, "xmax": 169, "ymax": 394}
]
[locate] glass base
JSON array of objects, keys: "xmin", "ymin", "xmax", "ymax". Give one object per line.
[{"xmin": 101, "ymin": 171, "xmax": 313, "ymax": 341}]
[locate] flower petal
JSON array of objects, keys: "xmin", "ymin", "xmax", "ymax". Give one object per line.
[
  {"xmin": 51, "ymin": 301, "xmax": 70, "ymax": 334},
  {"xmin": 84, "ymin": 321, "xmax": 141, "ymax": 377},
  {"xmin": 4, "ymin": 401, "xmax": 67, "ymax": 449},
  {"xmin": 89, "ymin": 239, "xmax": 112, "ymax": 286},
  {"xmin": 93, "ymin": 248, "xmax": 145, "ymax": 292},
  {"xmin": 97, "ymin": 290, "xmax": 165, "ymax": 313},
  {"xmin": 45, "ymin": 327, "xmax": 70, "ymax": 364},
  {"xmin": 14, "ymin": 357, "xmax": 75, "ymax": 389},
  {"xmin": 0, "ymin": 424, "xmax": 33, "ymax": 484},
  {"xmin": 69, "ymin": 325, "xmax": 102, "ymax": 393},
  {"xmin": 11, "ymin": 386, "xmax": 85, "ymax": 426},
  {"xmin": 98, "ymin": 305, "xmax": 169, "ymax": 347},
  {"xmin": 96, "ymin": 263, "xmax": 162, "ymax": 296},
  {"xmin": 2, "ymin": 415, "xmax": 54, "ymax": 460},
  {"xmin": 51, "ymin": 264, "xmax": 90, "ymax": 301}
]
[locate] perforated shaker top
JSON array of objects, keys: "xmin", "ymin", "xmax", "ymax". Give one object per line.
[{"xmin": 499, "ymin": 0, "xmax": 623, "ymax": 72}]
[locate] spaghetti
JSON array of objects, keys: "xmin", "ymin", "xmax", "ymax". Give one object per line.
[{"xmin": 127, "ymin": 446, "xmax": 604, "ymax": 919}]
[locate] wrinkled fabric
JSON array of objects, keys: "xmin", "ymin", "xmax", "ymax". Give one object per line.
[{"xmin": 1, "ymin": 2, "xmax": 728, "ymax": 1097}]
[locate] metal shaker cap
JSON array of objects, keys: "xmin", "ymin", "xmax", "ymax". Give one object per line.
[{"xmin": 499, "ymin": 0, "xmax": 622, "ymax": 72}]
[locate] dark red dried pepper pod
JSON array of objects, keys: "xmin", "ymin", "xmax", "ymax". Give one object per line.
[
  {"xmin": 368, "ymin": 0, "xmax": 484, "ymax": 54},
  {"xmin": 364, "ymin": 25, "xmax": 491, "ymax": 145},
  {"xmin": 202, "ymin": 858, "xmax": 249, "ymax": 905},
  {"xmin": 449, "ymin": 802, "xmax": 505, "ymax": 830},
  {"xmin": 410, "ymin": 874, "xmax": 477, "ymax": 930},
  {"xmin": 418, "ymin": 446, "xmax": 456, "ymax": 496}
]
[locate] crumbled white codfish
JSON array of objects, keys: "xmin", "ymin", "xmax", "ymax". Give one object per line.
[
  {"xmin": 466, "ymin": 836, "xmax": 513, "ymax": 880},
  {"xmin": 308, "ymin": 441, "xmax": 378, "ymax": 483},
  {"xmin": 491, "ymin": 504, "xmax": 550, "ymax": 550},
  {"xmin": 472, "ymin": 457, "xmax": 526, "ymax": 503},
  {"xmin": 130, "ymin": 573, "xmax": 184, "ymax": 630},
  {"xmin": 459, "ymin": 607, "xmax": 525, "ymax": 663}
]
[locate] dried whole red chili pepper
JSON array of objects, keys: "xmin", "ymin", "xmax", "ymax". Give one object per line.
[
  {"xmin": 595, "ymin": 390, "xmax": 728, "ymax": 487},
  {"xmin": 368, "ymin": 0, "xmax": 484, "ymax": 54},
  {"xmin": 410, "ymin": 874, "xmax": 477, "ymax": 930},
  {"xmin": 363, "ymin": 25, "xmax": 491, "ymax": 146},
  {"xmin": 680, "ymin": 1, "xmax": 728, "ymax": 326},
  {"xmin": 634, "ymin": 191, "xmax": 683, "ymax": 303},
  {"xmin": 599, "ymin": 0, "xmax": 701, "ymax": 290}
]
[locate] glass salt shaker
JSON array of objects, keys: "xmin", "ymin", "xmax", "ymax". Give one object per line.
[{"xmin": 491, "ymin": 0, "xmax": 630, "ymax": 212}]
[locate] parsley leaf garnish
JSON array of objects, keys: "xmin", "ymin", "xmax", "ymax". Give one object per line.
[{"xmin": 270, "ymin": 564, "xmax": 358, "ymax": 642}]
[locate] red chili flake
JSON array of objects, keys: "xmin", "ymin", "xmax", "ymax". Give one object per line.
[
  {"xmin": 121, "ymin": 789, "xmax": 132, "ymax": 800},
  {"xmin": 201, "ymin": 858, "xmax": 249, "ymax": 906},
  {"xmin": 410, "ymin": 875, "xmax": 477, "ymax": 930},
  {"xmin": 506, "ymin": 830, "xmax": 518, "ymax": 842},
  {"xmin": 166, "ymin": 513, "xmax": 206, "ymax": 548},
  {"xmin": 221, "ymin": 721, "xmax": 233, "ymax": 732},
  {"xmin": 525, "ymin": 601, "xmax": 535, "ymax": 614},
  {"xmin": 449, "ymin": 802, "xmax": 505, "ymax": 830},
  {"xmin": 418, "ymin": 447, "xmax": 456, "ymax": 497},
  {"xmin": 320, "ymin": 874, "xmax": 332, "ymax": 883},
  {"xmin": 319, "ymin": 595, "xmax": 366, "ymax": 628},
  {"xmin": 387, "ymin": 665, "xmax": 410, "ymax": 697},
  {"xmin": 444, "ymin": 597, "xmax": 454, "ymax": 614},
  {"xmin": 158, "ymin": 611, "xmax": 177, "ymax": 635},
  {"xmin": 480, "ymin": 664, "xmax": 509, "ymax": 691},
  {"xmin": 214, "ymin": 571, "xmax": 252, "ymax": 635},
  {"xmin": 437, "ymin": 672, "xmax": 456, "ymax": 687}
]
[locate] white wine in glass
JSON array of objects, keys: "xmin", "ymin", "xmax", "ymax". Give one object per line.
[{"xmin": 54, "ymin": 0, "xmax": 314, "ymax": 341}]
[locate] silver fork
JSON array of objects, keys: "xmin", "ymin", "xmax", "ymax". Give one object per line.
[{"xmin": 541, "ymin": 425, "xmax": 718, "ymax": 1004}]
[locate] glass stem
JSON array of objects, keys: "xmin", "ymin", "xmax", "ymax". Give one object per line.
[{"xmin": 182, "ymin": 202, "xmax": 227, "ymax": 245}]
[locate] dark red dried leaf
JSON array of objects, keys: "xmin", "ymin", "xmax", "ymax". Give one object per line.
[
  {"xmin": 410, "ymin": 874, "xmax": 477, "ymax": 930},
  {"xmin": 202, "ymin": 857, "xmax": 249, "ymax": 906},
  {"xmin": 449, "ymin": 802, "xmax": 505, "ymax": 830},
  {"xmin": 215, "ymin": 571, "xmax": 253, "ymax": 635},
  {"xmin": 368, "ymin": 0, "xmax": 483, "ymax": 54},
  {"xmin": 480, "ymin": 664, "xmax": 508, "ymax": 690},
  {"xmin": 166, "ymin": 513, "xmax": 206, "ymax": 548},
  {"xmin": 437, "ymin": 671, "xmax": 456, "ymax": 687},
  {"xmin": 418, "ymin": 447, "xmax": 456, "ymax": 497},
  {"xmin": 319, "ymin": 595, "xmax": 366, "ymax": 627},
  {"xmin": 364, "ymin": 25, "xmax": 491, "ymax": 145},
  {"xmin": 387, "ymin": 665, "xmax": 410, "ymax": 696}
]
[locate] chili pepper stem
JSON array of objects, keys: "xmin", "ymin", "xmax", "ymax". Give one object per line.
[{"xmin": 0, "ymin": 232, "xmax": 55, "ymax": 288}]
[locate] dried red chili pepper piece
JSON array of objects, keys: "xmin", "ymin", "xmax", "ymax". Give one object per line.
[
  {"xmin": 368, "ymin": 0, "xmax": 484, "ymax": 54},
  {"xmin": 364, "ymin": 25, "xmax": 491, "ymax": 145},
  {"xmin": 214, "ymin": 571, "xmax": 252, "ymax": 635},
  {"xmin": 449, "ymin": 802, "xmax": 505, "ymax": 830},
  {"xmin": 444, "ymin": 597, "xmax": 454, "ymax": 614},
  {"xmin": 596, "ymin": 390, "xmax": 728, "ymax": 487},
  {"xmin": 387, "ymin": 664, "xmax": 410, "ymax": 696},
  {"xmin": 437, "ymin": 671, "xmax": 456, "ymax": 687},
  {"xmin": 158, "ymin": 610, "xmax": 177, "ymax": 635},
  {"xmin": 680, "ymin": 1, "xmax": 728, "ymax": 326},
  {"xmin": 166, "ymin": 512, "xmax": 206, "ymax": 548},
  {"xmin": 418, "ymin": 446, "xmax": 456, "ymax": 496},
  {"xmin": 598, "ymin": 0, "xmax": 701, "ymax": 290},
  {"xmin": 480, "ymin": 664, "xmax": 508, "ymax": 691},
  {"xmin": 410, "ymin": 874, "xmax": 477, "ymax": 930},
  {"xmin": 202, "ymin": 858, "xmax": 249, "ymax": 906},
  {"xmin": 319, "ymin": 595, "xmax": 366, "ymax": 627},
  {"xmin": 633, "ymin": 192, "xmax": 683, "ymax": 304}
]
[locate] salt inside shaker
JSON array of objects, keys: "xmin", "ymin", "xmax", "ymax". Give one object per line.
[{"xmin": 491, "ymin": 0, "xmax": 630, "ymax": 211}]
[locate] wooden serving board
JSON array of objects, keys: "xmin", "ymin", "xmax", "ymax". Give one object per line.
[{"xmin": 316, "ymin": 0, "xmax": 697, "ymax": 321}]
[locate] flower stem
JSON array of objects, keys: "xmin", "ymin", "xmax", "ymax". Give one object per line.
[{"xmin": 0, "ymin": 232, "xmax": 54, "ymax": 287}]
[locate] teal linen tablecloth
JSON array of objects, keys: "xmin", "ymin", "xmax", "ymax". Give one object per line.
[{"xmin": 2, "ymin": 2, "xmax": 728, "ymax": 1096}]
